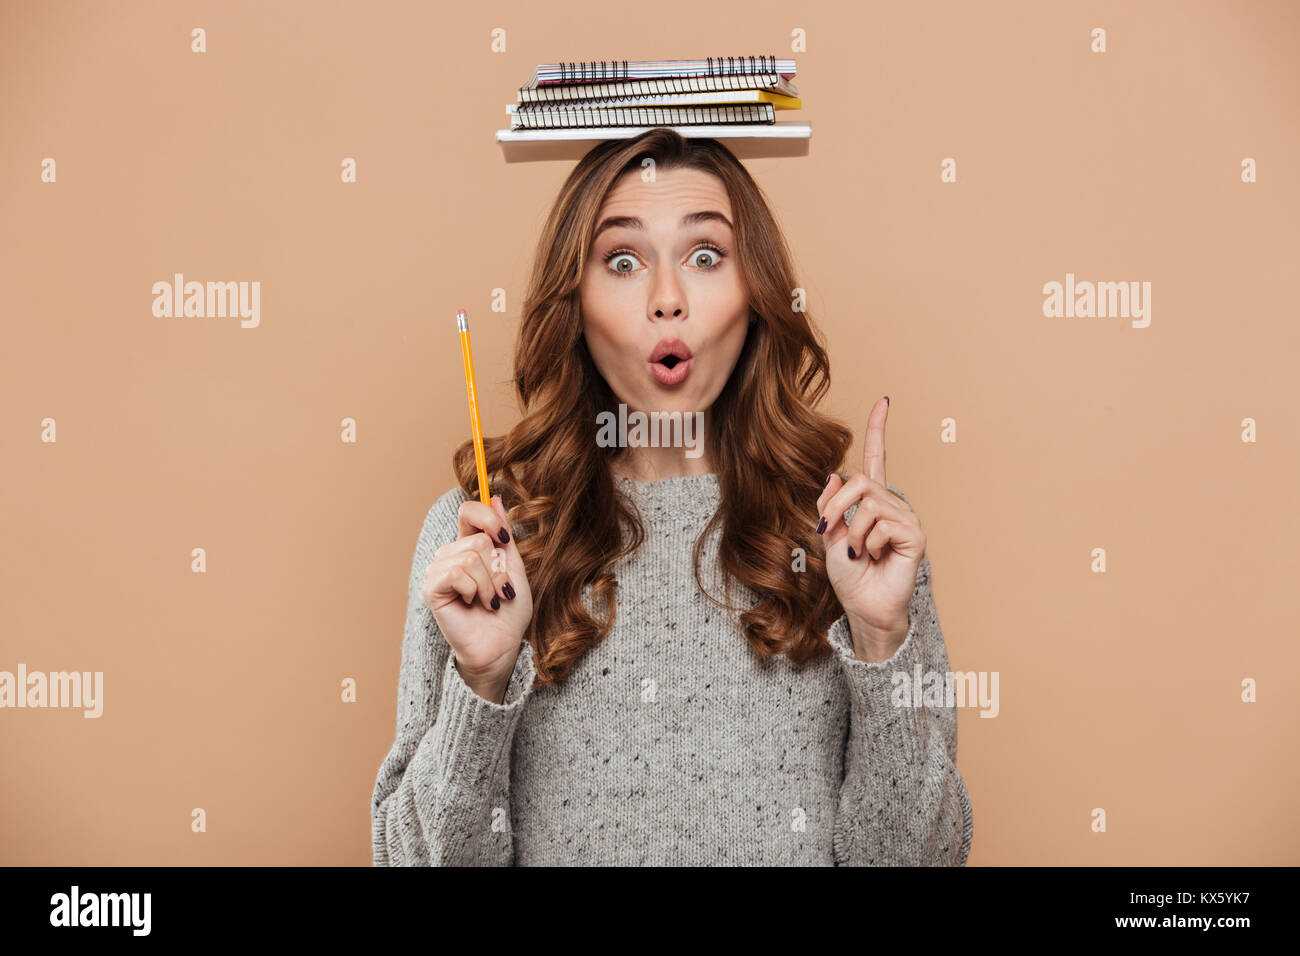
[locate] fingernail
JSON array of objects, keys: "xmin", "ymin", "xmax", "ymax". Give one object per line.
[
  {"xmin": 498, "ymin": 527, "xmax": 510, "ymax": 544},
  {"xmin": 884, "ymin": 395, "xmax": 890, "ymax": 406},
  {"xmin": 490, "ymin": 594, "xmax": 501, "ymax": 611},
  {"xmin": 816, "ymin": 516, "xmax": 827, "ymax": 534},
  {"xmin": 503, "ymin": 581, "xmax": 516, "ymax": 600},
  {"xmin": 847, "ymin": 545, "xmax": 857, "ymax": 559},
  {"xmin": 824, "ymin": 472, "xmax": 833, "ymax": 486}
]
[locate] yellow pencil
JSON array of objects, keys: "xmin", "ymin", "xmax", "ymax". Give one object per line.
[{"xmin": 456, "ymin": 309, "xmax": 491, "ymax": 506}]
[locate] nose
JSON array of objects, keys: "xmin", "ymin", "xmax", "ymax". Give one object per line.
[{"xmin": 649, "ymin": 264, "xmax": 686, "ymax": 322}]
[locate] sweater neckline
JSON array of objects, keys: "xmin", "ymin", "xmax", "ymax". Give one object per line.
[{"xmin": 613, "ymin": 471, "xmax": 720, "ymax": 522}]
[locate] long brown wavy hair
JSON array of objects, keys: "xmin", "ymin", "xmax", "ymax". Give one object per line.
[{"xmin": 453, "ymin": 128, "xmax": 853, "ymax": 686}]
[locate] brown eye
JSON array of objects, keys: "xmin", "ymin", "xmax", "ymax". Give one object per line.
[
  {"xmin": 691, "ymin": 247, "xmax": 722, "ymax": 269},
  {"xmin": 606, "ymin": 252, "xmax": 638, "ymax": 276}
]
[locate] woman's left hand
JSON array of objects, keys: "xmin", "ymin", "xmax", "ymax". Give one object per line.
[{"xmin": 816, "ymin": 396, "xmax": 926, "ymax": 660}]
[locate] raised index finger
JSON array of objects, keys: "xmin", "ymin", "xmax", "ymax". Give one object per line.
[{"xmin": 862, "ymin": 395, "xmax": 888, "ymax": 486}]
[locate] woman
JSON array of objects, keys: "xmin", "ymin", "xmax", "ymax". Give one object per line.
[{"xmin": 371, "ymin": 128, "xmax": 973, "ymax": 866}]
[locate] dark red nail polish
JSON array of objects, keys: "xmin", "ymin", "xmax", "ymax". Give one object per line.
[
  {"xmin": 824, "ymin": 472, "xmax": 833, "ymax": 486},
  {"xmin": 502, "ymin": 581, "xmax": 516, "ymax": 600},
  {"xmin": 498, "ymin": 527, "xmax": 510, "ymax": 544},
  {"xmin": 884, "ymin": 395, "xmax": 890, "ymax": 406},
  {"xmin": 490, "ymin": 595, "xmax": 500, "ymax": 611},
  {"xmin": 816, "ymin": 516, "xmax": 827, "ymax": 534},
  {"xmin": 847, "ymin": 545, "xmax": 857, "ymax": 559}
]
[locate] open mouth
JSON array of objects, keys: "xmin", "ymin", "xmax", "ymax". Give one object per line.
[
  {"xmin": 648, "ymin": 338, "xmax": 693, "ymax": 365},
  {"xmin": 648, "ymin": 338, "xmax": 693, "ymax": 385}
]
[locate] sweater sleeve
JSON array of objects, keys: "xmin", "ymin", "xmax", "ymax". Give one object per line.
[
  {"xmin": 370, "ymin": 488, "xmax": 539, "ymax": 866},
  {"xmin": 826, "ymin": 485, "xmax": 974, "ymax": 866}
]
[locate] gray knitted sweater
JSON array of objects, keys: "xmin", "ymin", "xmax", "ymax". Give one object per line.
[{"xmin": 371, "ymin": 472, "xmax": 973, "ymax": 865}]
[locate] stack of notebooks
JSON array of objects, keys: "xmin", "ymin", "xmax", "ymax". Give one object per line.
[{"xmin": 496, "ymin": 55, "xmax": 810, "ymax": 142}]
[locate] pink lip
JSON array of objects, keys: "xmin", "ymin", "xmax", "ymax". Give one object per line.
[
  {"xmin": 649, "ymin": 357, "xmax": 691, "ymax": 386},
  {"xmin": 648, "ymin": 338, "xmax": 694, "ymax": 364}
]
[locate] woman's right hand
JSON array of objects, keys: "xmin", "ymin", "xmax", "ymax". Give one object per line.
[{"xmin": 421, "ymin": 494, "xmax": 534, "ymax": 703}]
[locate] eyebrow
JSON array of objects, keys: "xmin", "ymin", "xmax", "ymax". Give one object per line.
[{"xmin": 591, "ymin": 210, "xmax": 734, "ymax": 243}]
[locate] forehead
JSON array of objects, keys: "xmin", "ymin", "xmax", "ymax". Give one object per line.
[{"xmin": 596, "ymin": 166, "xmax": 732, "ymax": 223}]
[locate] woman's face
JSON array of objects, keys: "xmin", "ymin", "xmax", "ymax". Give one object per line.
[{"xmin": 580, "ymin": 166, "xmax": 752, "ymax": 420}]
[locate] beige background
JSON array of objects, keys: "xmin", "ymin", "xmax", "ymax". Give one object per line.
[{"xmin": 1, "ymin": 0, "xmax": 1297, "ymax": 865}]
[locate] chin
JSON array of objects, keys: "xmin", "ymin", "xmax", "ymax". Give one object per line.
[{"xmin": 641, "ymin": 393, "xmax": 697, "ymax": 414}]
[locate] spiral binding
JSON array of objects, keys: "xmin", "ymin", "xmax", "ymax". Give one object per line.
[
  {"xmin": 556, "ymin": 55, "xmax": 777, "ymax": 83},
  {"xmin": 519, "ymin": 72, "xmax": 786, "ymax": 105},
  {"xmin": 511, "ymin": 103, "xmax": 776, "ymax": 130}
]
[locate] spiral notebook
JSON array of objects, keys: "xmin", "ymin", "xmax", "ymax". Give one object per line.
[
  {"xmin": 497, "ymin": 55, "xmax": 811, "ymax": 143},
  {"xmin": 525, "ymin": 56, "xmax": 797, "ymax": 87}
]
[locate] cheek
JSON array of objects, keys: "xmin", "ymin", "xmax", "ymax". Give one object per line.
[
  {"xmin": 581, "ymin": 268, "xmax": 637, "ymax": 327},
  {"xmin": 580, "ymin": 277, "xmax": 616, "ymax": 350},
  {"xmin": 580, "ymin": 299, "xmax": 638, "ymax": 386},
  {"xmin": 582, "ymin": 269, "xmax": 647, "ymax": 331},
  {"xmin": 706, "ymin": 305, "xmax": 753, "ymax": 382},
  {"xmin": 692, "ymin": 268, "xmax": 742, "ymax": 302}
]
